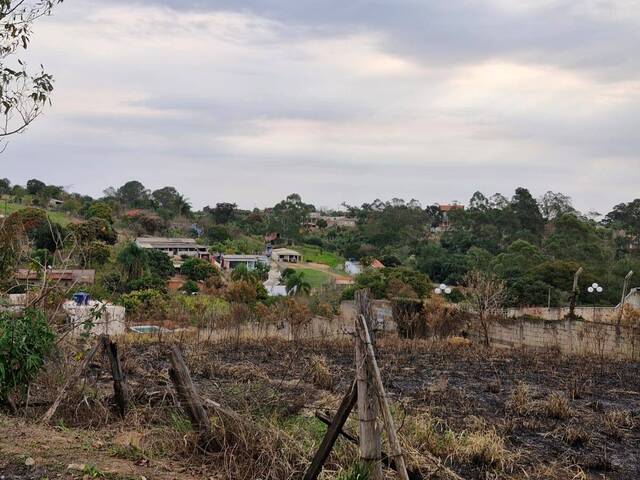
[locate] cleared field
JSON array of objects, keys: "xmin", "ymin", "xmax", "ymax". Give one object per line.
[
  {"xmin": 290, "ymin": 266, "xmax": 333, "ymax": 288},
  {"xmin": 297, "ymin": 244, "xmax": 344, "ymax": 269},
  {"xmin": 1, "ymin": 201, "xmax": 75, "ymax": 226}
]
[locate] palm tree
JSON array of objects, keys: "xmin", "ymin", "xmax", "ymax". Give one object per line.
[
  {"xmin": 285, "ymin": 271, "xmax": 311, "ymax": 296},
  {"xmin": 117, "ymin": 241, "xmax": 147, "ymax": 282}
]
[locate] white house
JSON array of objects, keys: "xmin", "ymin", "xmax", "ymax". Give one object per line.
[
  {"xmin": 272, "ymin": 248, "xmax": 303, "ymax": 263},
  {"xmin": 345, "ymin": 260, "xmax": 362, "ymax": 276},
  {"xmin": 221, "ymin": 254, "xmax": 268, "ymax": 270}
]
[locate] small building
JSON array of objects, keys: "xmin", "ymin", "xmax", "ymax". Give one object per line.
[
  {"xmin": 436, "ymin": 203, "xmax": 464, "ymax": 231},
  {"xmin": 14, "ymin": 268, "xmax": 95, "ymax": 287},
  {"xmin": 135, "ymin": 237, "xmax": 211, "ymax": 260},
  {"xmin": 221, "ymin": 254, "xmax": 268, "ymax": 270},
  {"xmin": 265, "ymin": 284, "xmax": 288, "ymax": 296},
  {"xmin": 272, "ymin": 248, "xmax": 303, "ymax": 263},
  {"xmin": 48, "ymin": 198, "xmax": 64, "ymax": 208},
  {"xmin": 344, "ymin": 258, "xmax": 384, "ymax": 276},
  {"xmin": 63, "ymin": 300, "xmax": 126, "ymax": 336}
]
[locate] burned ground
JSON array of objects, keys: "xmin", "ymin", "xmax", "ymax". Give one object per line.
[{"xmin": 1, "ymin": 334, "xmax": 639, "ymax": 479}]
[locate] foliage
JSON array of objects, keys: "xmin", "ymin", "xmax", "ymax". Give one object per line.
[
  {"xmin": 269, "ymin": 193, "xmax": 315, "ymax": 240},
  {"xmin": 117, "ymin": 241, "xmax": 147, "ymax": 282},
  {"xmin": 127, "ymin": 274, "xmax": 167, "ymax": 293},
  {"xmin": 0, "ymin": 308, "xmax": 55, "ymax": 400},
  {"xmin": 181, "ymin": 279, "xmax": 199, "ymax": 294},
  {"xmin": 87, "ymin": 241, "xmax": 111, "ymax": 267},
  {"xmin": 86, "ymin": 202, "xmax": 113, "ymax": 224},
  {"xmin": 181, "ymin": 257, "xmax": 217, "ymax": 281},
  {"xmin": 285, "ymin": 271, "xmax": 311, "ymax": 296},
  {"xmin": 146, "ymin": 248, "xmax": 175, "ymax": 279},
  {"xmin": 119, "ymin": 289, "xmax": 167, "ymax": 317}
]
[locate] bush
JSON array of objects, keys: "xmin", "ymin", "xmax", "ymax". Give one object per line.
[
  {"xmin": 119, "ymin": 288, "xmax": 167, "ymax": 318},
  {"xmin": 181, "ymin": 257, "xmax": 218, "ymax": 281},
  {"xmin": 181, "ymin": 280, "xmax": 199, "ymax": 294},
  {"xmin": 0, "ymin": 309, "xmax": 55, "ymax": 400}
]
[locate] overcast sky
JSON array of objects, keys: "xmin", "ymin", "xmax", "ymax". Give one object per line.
[{"xmin": 2, "ymin": 0, "xmax": 639, "ymax": 212}]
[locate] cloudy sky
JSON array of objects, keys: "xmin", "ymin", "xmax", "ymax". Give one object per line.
[{"xmin": 2, "ymin": 0, "xmax": 639, "ymax": 212}]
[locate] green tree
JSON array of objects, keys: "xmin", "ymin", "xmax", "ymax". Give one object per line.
[
  {"xmin": 0, "ymin": 309, "xmax": 55, "ymax": 401},
  {"xmin": 26, "ymin": 178, "xmax": 45, "ymax": 195},
  {"xmin": 181, "ymin": 257, "xmax": 217, "ymax": 281},
  {"xmin": 86, "ymin": 202, "xmax": 113, "ymax": 224},
  {"xmin": 117, "ymin": 241, "xmax": 148, "ymax": 283},
  {"xmin": 115, "ymin": 180, "xmax": 149, "ymax": 208},
  {"xmin": 285, "ymin": 271, "xmax": 311, "ymax": 296},
  {"xmin": 146, "ymin": 248, "xmax": 175, "ymax": 279}
]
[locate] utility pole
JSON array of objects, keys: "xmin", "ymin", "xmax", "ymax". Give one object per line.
[{"xmin": 618, "ymin": 270, "xmax": 634, "ymax": 324}]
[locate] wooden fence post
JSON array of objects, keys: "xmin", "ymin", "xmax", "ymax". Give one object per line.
[
  {"xmin": 303, "ymin": 379, "xmax": 358, "ymax": 480},
  {"xmin": 357, "ymin": 314, "xmax": 409, "ymax": 480},
  {"xmin": 100, "ymin": 335, "xmax": 129, "ymax": 418},
  {"xmin": 168, "ymin": 344, "xmax": 217, "ymax": 450},
  {"xmin": 354, "ymin": 289, "xmax": 383, "ymax": 479},
  {"xmin": 41, "ymin": 338, "xmax": 102, "ymax": 424}
]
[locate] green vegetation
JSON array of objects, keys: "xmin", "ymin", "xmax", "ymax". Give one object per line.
[
  {"xmin": 290, "ymin": 268, "xmax": 331, "ymax": 289},
  {"xmin": 297, "ymin": 244, "xmax": 345, "ymax": 269},
  {"xmin": 0, "ymin": 309, "xmax": 55, "ymax": 401}
]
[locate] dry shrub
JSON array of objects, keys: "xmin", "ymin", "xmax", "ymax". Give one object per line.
[
  {"xmin": 401, "ymin": 411, "xmax": 456, "ymax": 459},
  {"xmin": 307, "ymin": 354, "xmax": 333, "ymax": 391},
  {"xmin": 507, "ymin": 382, "xmax": 530, "ymax": 416},
  {"xmin": 558, "ymin": 423, "xmax": 591, "ymax": 447},
  {"xmin": 544, "ymin": 391, "xmax": 572, "ymax": 420},
  {"xmin": 603, "ymin": 409, "xmax": 634, "ymax": 439},
  {"xmin": 620, "ymin": 304, "xmax": 640, "ymax": 326},
  {"xmin": 447, "ymin": 336, "xmax": 471, "ymax": 347},
  {"xmin": 457, "ymin": 429, "xmax": 510, "ymax": 469}
]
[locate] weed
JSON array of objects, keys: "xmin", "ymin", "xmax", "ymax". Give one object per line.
[
  {"xmin": 336, "ymin": 462, "xmax": 371, "ymax": 480},
  {"xmin": 544, "ymin": 391, "xmax": 572, "ymax": 420}
]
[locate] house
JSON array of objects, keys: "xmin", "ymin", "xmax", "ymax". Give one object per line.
[
  {"xmin": 308, "ymin": 212, "xmax": 356, "ymax": 229},
  {"xmin": 344, "ymin": 258, "xmax": 384, "ymax": 276},
  {"xmin": 272, "ymin": 248, "xmax": 303, "ymax": 263},
  {"xmin": 14, "ymin": 268, "xmax": 95, "ymax": 287},
  {"xmin": 135, "ymin": 237, "xmax": 211, "ymax": 261},
  {"xmin": 48, "ymin": 198, "xmax": 64, "ymax": 208},
  {"xmin": 436, "ymin": 203, "xmax": 464, "ymax": 231},
  {"xmin": 220, "ymin": 254, "xmax": 268, "ymax": 270}
]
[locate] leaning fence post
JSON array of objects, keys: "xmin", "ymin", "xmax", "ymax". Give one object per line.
[
  {"xmin": 354, "ymin": 288, "xmax": 383, "ymax": 479},
  {"xmin": 100, "ymin": 335, "xmax": 129, "ymax": 418},
  {"xmin": 168, "ymin": 343, "xmax": 217, "ymax": 450},
  {"xmin": 303, "ymin": 379, "xmax": 357, "ymax": 480}
]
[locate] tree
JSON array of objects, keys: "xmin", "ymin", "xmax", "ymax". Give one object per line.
[
  {"xmin": 115, "ymin": 180, "xmax": 149, "ymax": 208},
  {"xmin": 604, "ymin": 199, "xmax": 640, "ymax": 249},
  {"xmin": 469, "ymin": 191, "xmax": 489, "ymax": 211},
  {"xmin": 270, "ymin": 193, "xmax": 314, "ymax": 240},
  {"xmin": 0, "ymin": 177, "xmax": 10, "ymax": 194},
  {"xmin": 463, "ymin": 270, "xmax": 506, "ymax": 347},
  {"xmin": 151, "ymin": 186, "xmax": 191, "ymax": 217},
  {"xmin": 86, "ymin": 202, "xmax": 113, "ymax": 224},
  {"xmin": 25, "ymin": 178, "xmax": 45, "ymax": 195},
  {"xmin": 117, "ymin": 241, "xmax": 147, "ymax": 283},
  {"xmin": 539, "ymin": 191, "xmax": 575, "ymax": 220},
  {"xmin": 285, "ymin": 270, "xmax": 311, "ymax": 296},
  {"xmin": 181, "ymin": 257, "xmax": 217, "ymax": 281},
  {"xmin": 146, "ymin": 248, "xmax": 174, "ymax": 279},
  {"xmin": 0, "ymin": 1, "xmax": 60, "ymax": 144},
  {"xmin": 208, "ymin": 202, "xmax": 237, "ymax": 224},
  {"xmin": 508, "ymin": 187, "xmax": 545, "ymax": 239}
]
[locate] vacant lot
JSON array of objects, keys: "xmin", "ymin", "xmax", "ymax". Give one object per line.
[{"xmin": 2, "ymin": 335, "xmax": 638, "ymax": 479}]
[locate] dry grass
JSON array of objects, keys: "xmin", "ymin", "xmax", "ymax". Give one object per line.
[
  {"xmin": 507, "ymin": 382, "xmax": 530, "ymax": 415},
  {"xmin": 544, "ymin": 391, "xmax": 572, "ymax": 420},
  {"xmin": 457, "ymin": 429, "xmax": 511, "ymax": 469},
  {"xmin": 307, "ymin": 354, "xmax": 334, "ymax": 391},
  {"xmin": 603, "ymin": 409, "xmax": 634, "ymax": 439}
]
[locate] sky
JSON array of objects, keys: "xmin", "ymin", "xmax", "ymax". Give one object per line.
[{"xmin": 2, "ymin": 0, "xmax": 639, "ymax": 213}]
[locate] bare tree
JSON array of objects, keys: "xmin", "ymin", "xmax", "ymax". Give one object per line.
[
  {"xmin": 463, "ymin": 270, "xmax": 506, "ymax": 346},
  {"xmin": 0, "ymin": 1, "xmax": 61, "ymax": 149}
]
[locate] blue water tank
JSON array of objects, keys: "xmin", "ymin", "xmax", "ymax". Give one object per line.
[{"xmin": 72, "ymin": 292, "xmax": 90, "ymax": 305}]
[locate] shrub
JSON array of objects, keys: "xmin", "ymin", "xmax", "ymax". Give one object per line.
[
  {"xmin": 181, "ymin": 257, "xmax": 217, "ymax": 281},
  {"xmin": 181, "ymin": 280, "xmax": 199, "ymax": 294},
  {"xmin": 0, "ymin": 309, "xmax": 55, "ymax": 400}
]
